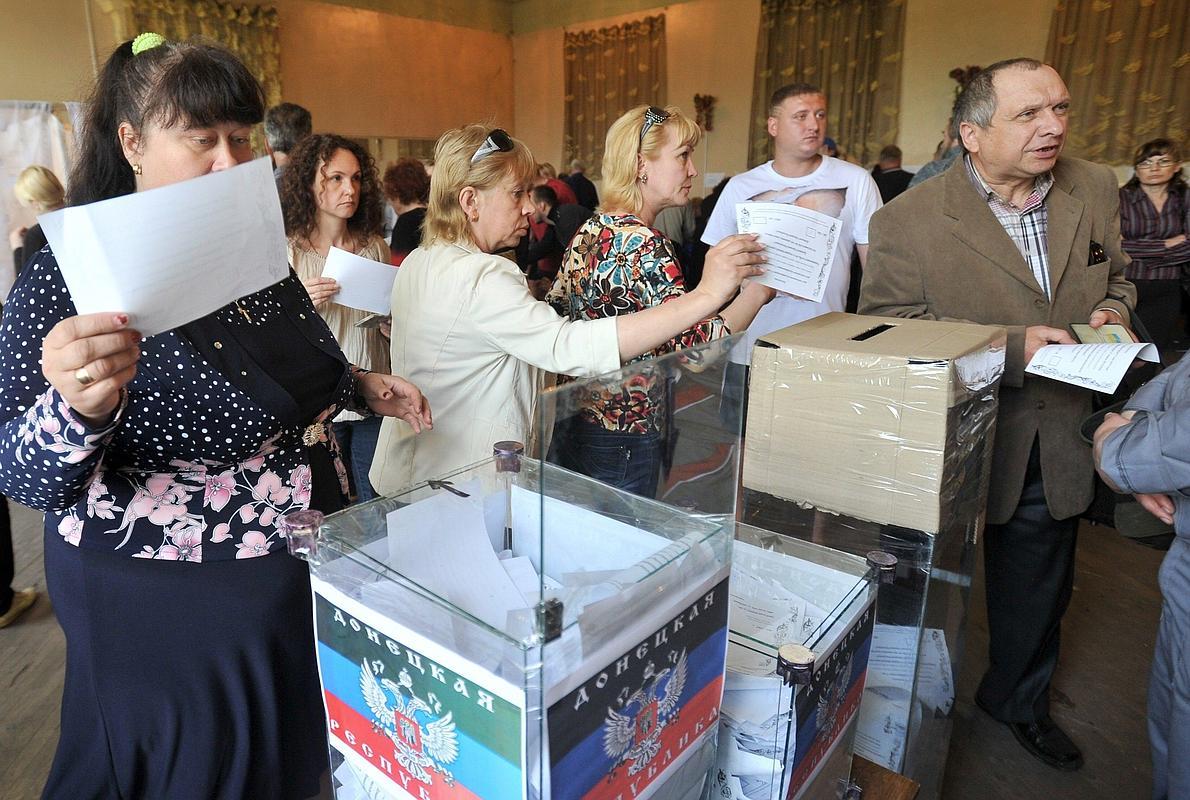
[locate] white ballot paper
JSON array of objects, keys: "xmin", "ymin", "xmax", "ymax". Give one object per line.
[
  {"xmin": 385, "ymin": 486, "xmax": 528, "ymax": 632},
  {"xmin": 735, "ymin": 201, "xmax": 841, "ymax": 302},
  {"xmin": 322, "ymin": 246, "xmax": 397, "ymax": 314},
  {"xmin": 39, "ymin": 156, "xmax": 287, "ymax": 337},
  {"xmin": 1025, "ymin": 341, "xmax": 1159, "ymax": 393}
]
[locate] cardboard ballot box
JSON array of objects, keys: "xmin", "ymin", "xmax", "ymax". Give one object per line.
[
  {"xmin": 744, "ymin": 313, "xmax": 1005, "ymax": 534},
  {"xmin": 713, "ymin": 524, "xmax": 878, "ymax": 800},
  {"xmin": 288, "ymin": 341, "xmax": 746, "ymax": 800}
]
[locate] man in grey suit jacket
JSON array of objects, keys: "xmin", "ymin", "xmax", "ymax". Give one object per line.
[{"xmin": 860, "ymin": 58, "xmax": 1136, "ymax": 771}]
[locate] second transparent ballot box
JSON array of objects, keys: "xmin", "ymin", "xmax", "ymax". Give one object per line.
[
  {"xmin": 741, "ymin": 314, "xmax": 1005, "ymax": 798},
  {"xmin": 290, "ymin": 340, "xmax": 747, "ymax": 800},
  {"xmin": 712, "ymin": 524, "xmax": 881, "ymax": 800}
]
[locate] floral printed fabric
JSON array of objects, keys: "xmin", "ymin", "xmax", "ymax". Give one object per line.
[
  {"xmin": 548, "ymin": 213, "xmax": 728, "ymax": 433},
  {"xmin": 0, "ymin": 248, "xmax": 357, "ymax": 562}
]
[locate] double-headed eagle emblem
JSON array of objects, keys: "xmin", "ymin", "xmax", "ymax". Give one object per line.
[
  {"xmin": 602, "ymin": 649, "xmax": 688, "ymax": 776},
  {"xmin": 359, "ymin": 660, "xmax": 460, "ymax": 786}
]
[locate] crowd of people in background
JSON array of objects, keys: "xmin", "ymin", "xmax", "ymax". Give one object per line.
[{"xmin": 1, "ymin": 32, "xmax": 1189, "ymax": 800}]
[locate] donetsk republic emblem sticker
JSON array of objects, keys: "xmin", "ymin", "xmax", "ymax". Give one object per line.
[
  {"xmin": 359, "ymin": 660, "xmax": 460, "ymax": 786},
  {"xmin": 602, "ymin": 649, "xmax": 688, "ymax": 776}
]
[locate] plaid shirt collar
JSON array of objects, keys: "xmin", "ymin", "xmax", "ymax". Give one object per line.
[{"xmin": 965, "ymin": 154, "xmax": 1054, "ymax": 213}]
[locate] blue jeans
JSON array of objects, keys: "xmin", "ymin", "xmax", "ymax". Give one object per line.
[
  {"xmin": 332, "ymin": 417, "xmax": 382, "ymax": 504},
  {"xmin": 551, "ymin": 418, "xmax": 662, "ymax": 498}
]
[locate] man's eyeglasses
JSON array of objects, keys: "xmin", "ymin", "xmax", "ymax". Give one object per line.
[
  {"xmin": 472, "ymin": 129, "xmax": 514, "ymax": 164},
  {"xmin": 1137, "ymin": 158, "xmax": 1176, "ymax": 170},
  {"xmin": 639, "ymin": 106, "xmax": 671, "ymax": 150}
]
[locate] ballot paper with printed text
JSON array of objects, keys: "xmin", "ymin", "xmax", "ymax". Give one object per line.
[
  {"xmin": 735, "ymin": 201, "xmax": 841, "ymax": 302},
  {"xmin": 39, "ymin": 156, "xmax": 288, "ymax": 337},
  {"xmin": 1026, "ymin": 341, "xmax": 1158, "ymax": 393}
]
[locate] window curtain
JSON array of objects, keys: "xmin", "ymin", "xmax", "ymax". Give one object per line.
[
  {"xmin": 125, "ymin": 0, "xmax": 282, "ymax": 108},
  {"xmin": 748, "ymin": 0, "xmax": 905, "ymax": 167},
  {"xmin": 564, "ymin": 15, "xmax": 666, "ymax": 178},
  {"xmin": 1045, "ymin": 0, "xmax": 1187, "ymax": 165}
]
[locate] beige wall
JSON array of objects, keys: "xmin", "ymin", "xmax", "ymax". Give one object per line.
[
  {"xmin": 275, "ymin": 0, "xmax": 514, "ymax": 139},
  {"xmin": 898, "ymin": 0, "xmax": 1059, "ymax": 167},
  {"xmin": 0, "ymin": 0, "xmax": 112, "ymax": 102}
]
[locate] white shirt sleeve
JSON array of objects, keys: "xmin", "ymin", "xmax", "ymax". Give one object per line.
[
  {"xmin": 850, "ymin": 171, "xmax": 883, "ymax": 246},
  {"xmin": 468, "ymin": 254, "xmax": 621, "ymax": 378}
]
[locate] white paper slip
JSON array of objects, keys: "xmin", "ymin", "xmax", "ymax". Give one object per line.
[
  {"xmin": 1025, "ymin": 341, "xmax": 1159, "ymax": 393},
  {"xmin": 322, "ymin": 246, "xmax": 397, "ymax": 315},
  {"xmin": 385, "ymin": 488, "xmax": 528, "ymax": 632},
  {"xmin": 39, "ymin": 156, "xmax": 287, "ymax": 337},
  {"xmin": 735, "ymin": 201, "xmax": 841, "ymax": 302}
]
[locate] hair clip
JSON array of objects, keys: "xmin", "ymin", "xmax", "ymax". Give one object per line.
[{"xmin": 132, "ymin": 32, "xmax": 167, "ymax": 56}]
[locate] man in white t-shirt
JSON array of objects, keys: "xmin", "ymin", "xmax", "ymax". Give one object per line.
[{"xmin": 702, "ymin": 83, "xmax": 882, "ymax": 423}]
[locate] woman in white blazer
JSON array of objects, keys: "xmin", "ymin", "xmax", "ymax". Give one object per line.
[{"xmin": 370, "ymin": 125, "xmax": 765, "ymax": 493}]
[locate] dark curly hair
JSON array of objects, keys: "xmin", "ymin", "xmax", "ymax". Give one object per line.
[
  {"xmin": 280, "ymin": 133, "xmax": 384, "ymax": 244},
  {"xmin": 382, "ymin": 157, "xmax": 430, "ymax": 206}
]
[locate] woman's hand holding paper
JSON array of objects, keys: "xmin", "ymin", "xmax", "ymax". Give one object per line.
[{"xmin": 42, "ymin": 312, "xmax": 141, "ymax": 427}]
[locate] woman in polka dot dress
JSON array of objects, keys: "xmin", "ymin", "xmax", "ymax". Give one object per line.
[{"xmin": 0, "ymin": 37, "xmax": 430, "ymax": 799}]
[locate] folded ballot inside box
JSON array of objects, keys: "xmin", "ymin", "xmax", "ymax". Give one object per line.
[
  {"xmin": 713, "ymin": 528, "xmax": 876, "ymax": 800},
  {"xmin": 744, "ymin": 313, "xmax": 1005, "ymax": 533},
  {"xmin": 307, "ymin": 464, "xmax": 732, "ymax": 800}
]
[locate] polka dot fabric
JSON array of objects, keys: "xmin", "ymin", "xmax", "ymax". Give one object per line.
[{"xmin": 0, "ymin": 247, "xmax": 361, "ymax": 562}]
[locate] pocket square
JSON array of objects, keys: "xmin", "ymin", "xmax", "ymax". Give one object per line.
[{"xmin": 1088, "ymin": 240, "xmax": 1106, "ymax": 265}]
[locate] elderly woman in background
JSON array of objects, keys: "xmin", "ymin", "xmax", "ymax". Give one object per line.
[
  {"xmin": 9, "ymin": 164, "xmax": 66, "ymax": 277},
  {"xmin": 281, "ymin": 133, "xmax": 393, "ymax": 503},
  {"xmin": 1120, "ymin": 138, "xmax": 1189, "ymax": 361},
  {"xmin": 0, "ymin": 36, "xmax": 428, "ymax": 798},
  {"xmin": 383, "ymin": 157, "xmax": 430, "ymax": 265},
  {"xmin": 547, "ymin": 105, "xmax": 774, "ymax": 495},
  {"xmin": 370, "ymin": 124, "xmax": 765, "ymax": 493}
]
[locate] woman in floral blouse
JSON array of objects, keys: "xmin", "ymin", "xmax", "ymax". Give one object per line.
[
  {"xmin": 548, "ymin": 105, "xmax": 774, "ymax": 495},
  {"xmin": 0, "ymin": 37, "xmax": 430, "ymax": 798}
]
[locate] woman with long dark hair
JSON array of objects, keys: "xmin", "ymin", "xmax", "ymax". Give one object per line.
[
  {"xmin": 0, "ymin": 35, "xmax": 430, "ymax": 798},
  {"xmin": 281, "ymin": 133, "xmax": 391, "ymax": 503},
  {"xmin": 1120, "ymin": 138, "xmax": 1189, "ymax": 360}
]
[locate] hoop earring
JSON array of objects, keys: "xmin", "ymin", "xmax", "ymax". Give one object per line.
[{"xmin": 132, "ymin": 163, "xmax": 143, "ymax": 176}]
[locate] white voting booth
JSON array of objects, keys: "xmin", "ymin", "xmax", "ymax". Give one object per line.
[{"xmin": 287, "ymin": 342, "xmax": 746, "ymax": 800}]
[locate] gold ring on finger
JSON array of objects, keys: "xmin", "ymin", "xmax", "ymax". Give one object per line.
[{"xmin": 75, "ymin": 366, "xmax": 96, "ymax": 387}]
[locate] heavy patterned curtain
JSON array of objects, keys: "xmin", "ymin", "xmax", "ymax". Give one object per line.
[
  {"xmin": 748, "ymin": 0, "xmax": 905, "ymax": 167},
  {"xmin": 125, "ymin": 0, "xmax": 282, "ymax": 108},
  {"xmin": 1046, "ymin": 0, "xmax": 1188, "ymax": 165},
  {"xmin": 564, "ymin": 15, "xmax": 666, "ymax": 178}
]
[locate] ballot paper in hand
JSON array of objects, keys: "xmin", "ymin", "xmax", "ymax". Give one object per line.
[
  {"xmin": 1025, "ymin": 341, "xmax": 1158, "ymax": 393},
  {"xmin": 322, "ymin": 246, "xmax": 397, "ymax": 315},
  {"xmin": 735, "ymin": 202, "xmax": 841, "ymax": 302},
  {"xmin": 38, "ymin": 156, "xmax": 287, "ymax": 337}
]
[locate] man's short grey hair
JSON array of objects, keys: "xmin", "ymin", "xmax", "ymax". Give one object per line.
[
  {"xmin": 570, "ymin": 159, "xmax": 585, "ymax": 172},
  {"xmin": 264, "ymin": 102, "xmax": 312, "ymax": 153},
  {"xmin": 952, "ymin": 58, "xmax": 1044, "ymax": 131}
]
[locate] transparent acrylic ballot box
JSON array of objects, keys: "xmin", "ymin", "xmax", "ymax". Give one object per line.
[
  {"xmin": 741, "ymin": 494, "xmax": 977, "ymax": 800},
  {"xmin": 288, "ymin": 341, "xmax": 746, "ymax": 800},
  {"xmin": 711, "ymin": 524, "xmax": 882, "ymax": 800}
]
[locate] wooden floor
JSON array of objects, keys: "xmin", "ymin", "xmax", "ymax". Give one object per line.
[{"xmin": 0, "ymin": 503, "xmax": 1165, "ymax": 799}]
